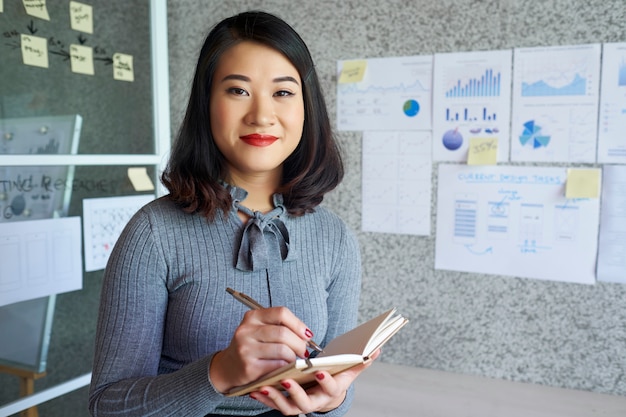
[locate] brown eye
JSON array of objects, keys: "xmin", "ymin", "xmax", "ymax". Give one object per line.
[
  {"xmin": 228, "ymin": 87, "xmax": 248, "ymax": 96},
  {"xmin": 274, "ymin": 90, "xmax": 294, "ymax": 97}
]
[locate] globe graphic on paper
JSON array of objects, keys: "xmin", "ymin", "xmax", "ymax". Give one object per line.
[
  {"xmin": 442, "ymin": 128, "xmax": 463, "ymax": 150},
  {"xmin": 403, "ymin": 99, "xmax": 420, "ymax": 117}
]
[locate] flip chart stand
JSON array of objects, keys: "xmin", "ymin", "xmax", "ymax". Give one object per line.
[{"xmin": 0, "ymin": 364, "xmax": 46, "ymax": 417}]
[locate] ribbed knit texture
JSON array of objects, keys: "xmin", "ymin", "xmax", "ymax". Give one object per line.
[{"xmin": 88, "ymin": 196, "xmax": 361, "ymax": 417}]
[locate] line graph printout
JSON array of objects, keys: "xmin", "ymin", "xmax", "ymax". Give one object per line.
[
  {"xmin": 511, "ymin": 44, "xmax": 601, "ymax": 163},
  {"xmin": 83, "ymin": 194, "xmax": 155, "ymax": 272},
  {"xmin": 362, "ymin": 131, "xmax": 432, "ymax": 235},
  {"xmin": 597, "ymin": 42, "xmax": 626, "ymax": 163},
  {"xmin": 435, "ymin": 164, "xmax": 600, "ymax": 285},
  {"xmin": 337, "ymin": 55, "xmax": 433, "ymax": 131},
  {"xmin": 432, "ymin": 49, "xmax": 512, "ymax": 162}
]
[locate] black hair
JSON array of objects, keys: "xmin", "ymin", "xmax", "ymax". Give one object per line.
[{"xmin": 161, "ymin": 11, "xmax": 343, "ymax": 218}]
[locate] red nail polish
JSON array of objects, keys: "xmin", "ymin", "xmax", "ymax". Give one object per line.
[
  {"xmin": 304, "ymin": 349, "xmax": 310, "ymax": 358},
  {"xmin": 281, "ymin": 381, "xmax": 291, "ymax": 389},
  {"xmin": 260, "ymin": 390, "xmax": 269, "ymax": 396},
  {"xmin": 305, "ymin": 328, "xmax": 314, "ymax": 338},
  {"xmin": 316, "ymin": 372, "xmax": 325, "ymax": 380}
]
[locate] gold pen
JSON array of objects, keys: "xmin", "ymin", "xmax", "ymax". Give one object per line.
[{"xmin": 226, "ymin": 287, "xmax": 324, "ymax": 353}]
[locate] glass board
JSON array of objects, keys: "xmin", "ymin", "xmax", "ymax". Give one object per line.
[{"xmin": 0, "ymin": 0, "xmax": 169, "ymax": 413}]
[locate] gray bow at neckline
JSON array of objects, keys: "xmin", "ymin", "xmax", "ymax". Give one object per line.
[{"xmin": 230, "ymin": 188, "xmax": 296, "ymax": 271}]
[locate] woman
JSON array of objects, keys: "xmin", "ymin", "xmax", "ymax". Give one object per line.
[{"xmin": 89, "ymin": 10, "xmax": 375, "ymax": 417}]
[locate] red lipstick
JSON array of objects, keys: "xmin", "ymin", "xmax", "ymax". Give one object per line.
[{"xmin": 240, "ymin": 134, "xmax": 278, "ymax": 147}]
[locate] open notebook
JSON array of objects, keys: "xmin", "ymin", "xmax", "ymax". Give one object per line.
[{"xmin": 227, "ymin": 308, "xmax": 408, "ymax": 396}]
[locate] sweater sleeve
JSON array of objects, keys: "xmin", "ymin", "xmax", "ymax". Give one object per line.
[
  {"xmin": 308, "ymin": 215, "xmax": 362, "ymax": 417},
  {"xmin": 88, "ymin": 209, "xmax": 232, "ymax": 416}
]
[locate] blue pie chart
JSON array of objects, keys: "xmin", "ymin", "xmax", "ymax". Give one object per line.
[
  {"xmin": 519, "ymin": 120, "xmax": 551, "ymax": 148},
  {"xmin": 403, "ymin": 99, "xmax": 420, "ymax": 117}
]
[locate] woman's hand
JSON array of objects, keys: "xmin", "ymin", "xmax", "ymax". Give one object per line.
[
  {"xmin": 249, "ymin": 349, "xmax": 381, "ymax": 415},
  {"xmin": 209, "ymin": 306, "xmax": 316, "ymax": 393}
]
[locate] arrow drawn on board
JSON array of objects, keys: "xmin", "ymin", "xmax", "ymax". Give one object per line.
[
  {"xmin": 94, "ymin": 56, "xmax": 113, "ymax": 65},
  {"xmin": 4, "ymin": 40, "xmax": 20, "ymax": 49},
  {"xmin": 49, "ymin": 48, "xmax": 71, "ymax": 60},
  {"xmin": 2, "ymin": 24, "xmax": 115, "ymax": 67},
  {"xmin": 463, "ymin": 245, "xmax": 494, "ymax": 255},
  {"xmin": 27, "ymin": 20, "xmax": 38, "ymax": 35}
]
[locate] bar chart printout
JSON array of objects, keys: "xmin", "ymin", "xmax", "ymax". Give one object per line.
[
  {"xmin": 445, "ymin": 68, "xmax": 501, "ymax": 98},
  {"xmin": 432, "ymin": 49, "xmax": 512, "ymax": 162}
]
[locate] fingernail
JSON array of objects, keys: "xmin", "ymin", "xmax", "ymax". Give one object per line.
[
  {"xmin": 305, "ymin": 328, "xmax": 314, "ymax": 338},
  {"xmin": 260, "ymin": 390, "xmax": 269, "ymax": 396},
  {"xmin": 316, "ymin": 372, "xmax": 325, "ymax": 381},
  {"xmin": 304, "ymin": 349, "xmax": 310, "ymax": 358},
  {"xmin": 281, "ymin": 381, "xmax": 291, "ymax": 389}
]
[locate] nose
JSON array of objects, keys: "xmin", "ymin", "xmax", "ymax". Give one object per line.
[{"xmin": 245, "ymin": 95, "xmax": 276, "ymax": 126}]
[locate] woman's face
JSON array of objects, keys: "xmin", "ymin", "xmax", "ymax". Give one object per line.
[{"xmin": 209, "ymin": 41, "xmax": 305, "ymax": 185}]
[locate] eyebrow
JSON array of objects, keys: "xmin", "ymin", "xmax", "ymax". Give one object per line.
[{"xmin": 220, "ymin": 74, "xmax": 300, "ymax": 85}]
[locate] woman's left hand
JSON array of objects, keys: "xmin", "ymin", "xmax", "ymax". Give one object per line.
[{"xmin": 249, "ymin": 349, "xmax": 381, "ymax": 415}]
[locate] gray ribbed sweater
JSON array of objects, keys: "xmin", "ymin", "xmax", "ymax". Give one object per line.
[{"xmin": 88, "ymin": 195, "xmax": 361, "ymax": 416}]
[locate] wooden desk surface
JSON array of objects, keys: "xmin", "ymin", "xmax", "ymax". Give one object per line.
[{"xmin": 345, "ymin": 362, "xmax": 626, "ymax": 417}]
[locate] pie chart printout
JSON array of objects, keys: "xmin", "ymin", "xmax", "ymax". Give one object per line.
[
  {"xmin": 403, "ymin": 99, "xmax": 420, "ymax": 117},
  {"xmin": 519, "ymin": 120, "xmax": 551, "ymax": 149}
]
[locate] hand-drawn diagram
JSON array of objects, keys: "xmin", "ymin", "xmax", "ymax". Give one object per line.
[{"xmin": 435, "ymin": 164, "xmax": 601, "ymax": 284}]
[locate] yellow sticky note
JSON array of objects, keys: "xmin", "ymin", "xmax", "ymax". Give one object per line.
[
  {"xmin": 467, "ymin": 137, "xmax": 498, "ymax": 165},
  {"xmin": 21, "ymin": 34, "xmax": 48, "ymax": 68},
  {"xmin": 70, "ymin": 44, "xmax": 94, "ymax": 75},
  {"xmin": 128, "ymin": 167, "xmax": 155, "ymax": 192},
  {"xmin": 566, "ymin": 168, "xmax": 600, "ymax": 198},
  {"xmin": 339, "ymin": 60, "xmax": 367, "ymax": 83},
  {"xmin": 69, "ymin": 1, "xmax": 93, "ymax": 34},
  {"xmin": 113, "ymin": 53, "xmax": 134, "ymax": 82},
  {"xmin": 23, "ymin": 0, "xmax": 49, "ymax": 20}
]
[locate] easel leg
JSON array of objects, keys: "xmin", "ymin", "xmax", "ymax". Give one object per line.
[
  {"xmin": 0, "ymin": 365, "xmax": 46, "ymax": 417},
  {"xmin": 18, "ymin": 376, "xmax": 38, "ymax": 417}
]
